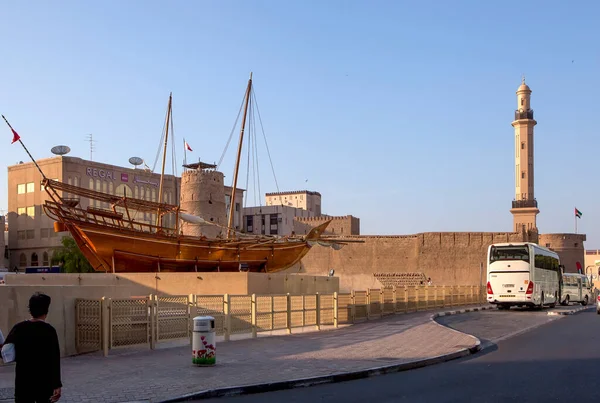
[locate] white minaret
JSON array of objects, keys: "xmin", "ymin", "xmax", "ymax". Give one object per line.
[{"xmin": 510, "ymin": 77, "xmax": 539, "ymax": 234}]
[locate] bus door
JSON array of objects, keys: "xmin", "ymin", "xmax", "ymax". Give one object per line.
[{"xmin": 577, "ymin": 277, "xmax": 583, "ymax": 301}]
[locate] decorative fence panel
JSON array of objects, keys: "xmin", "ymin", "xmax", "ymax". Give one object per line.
[
  {"xmin": 110, "ymin": 297, "xmax": 150, "ymax": 349},
  {"xmin": 337, "ymin": 293, "xmax": 353, "ymax": 324},
  {"xmin": 354, "ymin": 291, "xmax": 368, "ymax": 321},
  {"xmin": 75, "ymin": 298, "xmax": 102, "ymax": 354},
  {"xmin": 368, "ymin": 289, "xmax": 382, "ymax": 319},
  {"xmin": 229, "ymin": 295, "xmax": 252, "ymax": 335},
  {"xmin": 86, "ymin": 285, "xmax": 487, "ymax": 357},
  {"xmin": 195, "ymin": 295, "xmax": 225, "ymax": 336},
  {"xmin": 319, "ymin": 294, "xmax": 335, "ymax": 326},
  {"xmin": 155, "ymin": 295, "xmax": 189, "ymax": 342}
]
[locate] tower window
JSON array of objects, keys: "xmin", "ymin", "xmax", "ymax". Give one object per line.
[
  {"xmin": 521, "ymin": 172, "xmax": 526, "ymax": 179},
  {"xmin": 521, "ymin": 98, "xmax": 524, "ymax": 106},
  {"xmin": 521, "ymin": 143, "xmax": 525, "ymax": 149}
]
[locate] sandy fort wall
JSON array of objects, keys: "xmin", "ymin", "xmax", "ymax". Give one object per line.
[
  {"xmin": 289, "ymin": 231, "xmax": 528, "ymax": 292},
  {"xmin": 294, "ymin": 215, "xmax": 360, "ymax": 236}
]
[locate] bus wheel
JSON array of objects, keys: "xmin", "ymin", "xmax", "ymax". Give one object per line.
[{"xmin": 549, "ymin": 292, "xmax": 557, "ymax": 308}]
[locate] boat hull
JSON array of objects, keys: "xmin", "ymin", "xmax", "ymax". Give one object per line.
[{"xmin": 66, "ymin": 221, "xmax": 320, "ymax": 273}]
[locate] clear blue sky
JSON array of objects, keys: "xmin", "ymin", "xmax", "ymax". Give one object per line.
[{"xmin": 1, "ymin": 1, "xmax": 599, "ymax": 245}]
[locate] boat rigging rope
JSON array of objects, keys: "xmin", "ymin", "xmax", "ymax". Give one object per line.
[
  {"xmin": 217, "ymin": 91, "xmax": 246, "ymax": 170},
  {"xmin": 252, "ymin": 88, "xmax": 281, "ymax": 197},
  {"xmin": 152, "ymin": 101, "xmax": 170, "ymax": 173}
]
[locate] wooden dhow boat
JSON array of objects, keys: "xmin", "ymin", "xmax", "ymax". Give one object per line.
[{"xmin": 4, "ymin": 75, "xmax": 355, "ymax": 273}]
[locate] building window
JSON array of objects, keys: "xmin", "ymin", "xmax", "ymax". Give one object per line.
[
  {"xmin": 27, "ymin": 206, "xmax": 35, "ymax": 217},
  {"xmin": 235, "ymin": 203, "xmax": 240, "ymax": 212},
  {"xmin": 546, "ymin": 243, "xmax": 551, "ymax": 248},
  {"xmin": 246, "ymin": 216, "xmax": 253, "ymax": 232},
  {"xmin": 19, "ymin": 253, "xmax": 27, "ymax": 267},
  {"xmin": 17, "ymin": 230, "xmax": 26, "ymax": 240},
  {"xmin": 31, "ymin": 253, "xmax": 39, "ymax": 267},
  {"xmin": 17, "ymin": 207, "xmax": 26, "ymax": 215},
  {"xmin": 41, "ymin": 228, "xmax": 49, "ymax": 238},
  {"xmin": 575, "ymin": 243, "xmax": 579, "ymax": 247},
  {"xmin": 26, "ymin": 230, "xmax": 35, "ymax": 239},
  {"xmin": 26, "ymin": 182, "xmax": 35, "ymax": 193},
  {"xmin": 17, "ymin": 184, "xmax": 26, "ymax": 194},
  {"xmin": 521, "ymin": 172, "xmax": 525, "ymax": 179},
  {"xmin": 42, "ymin": 251, "xmax": 49, "ymax": 266},
  {"xmin": 521, "ymin": 143, "xmax": 525, "ymax": 149}
]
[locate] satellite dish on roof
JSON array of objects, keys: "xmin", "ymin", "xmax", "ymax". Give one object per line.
[
  {"xmin": 128, "ymin": 157, "xmax": 143, "ymax": 168},
  {"xmin": 51, "ymin": 145, "xmax": 71, "ymax": 156}
]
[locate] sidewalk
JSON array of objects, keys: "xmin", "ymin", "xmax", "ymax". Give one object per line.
[{"xmin": 0, "ymin": 305, "xmax": 487, "ymax": 403}]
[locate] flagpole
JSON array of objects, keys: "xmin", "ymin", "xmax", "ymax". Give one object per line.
[
  {"xmin": 183, "ymin": 138, "xmax": 187, "ymax": 171},
  {"xmin": 575, "ymin": 211, "xmax": 578, "ymax": 234},
  {"xmin": 2, "ymin": 115, "xmax": 47, "ymax": 180}
]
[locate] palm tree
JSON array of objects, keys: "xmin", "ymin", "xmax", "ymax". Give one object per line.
[{"xmin": 51, "ymin": 236, "xmax": 95, "ymax": 273}]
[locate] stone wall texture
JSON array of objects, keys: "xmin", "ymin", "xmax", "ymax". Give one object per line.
[
  {"xmin": 289, "ymin": 231, "xmax": 530, "ymax": 292},
  {"xmin": 294, "ymin": 215, "xmax": 360, "ymax": 236},
  {"xmin": 289, "ymin": 230, "xmax": 586, "ymax": 292},
  {"xmin": 180, "ymin": 170, "xmax": 226, "ymax": 238}
]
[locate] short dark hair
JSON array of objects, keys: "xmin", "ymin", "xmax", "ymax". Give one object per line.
[{"xmin": 29, "ymin": 293, "xmax": 51, "ymax": 318}]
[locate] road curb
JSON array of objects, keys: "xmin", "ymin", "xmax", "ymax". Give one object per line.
[
  {"xmin": 158, "ymin": 346, "xmax": 480, "ymax": 402},
  {"xmin": 158, "ymin": 307, "xmax": 487, "ymax": 402},
  {"xmin": 547, "ymin": 305, "xmax": 593, "ymax": 316},
  {"xmin": 430, "ymin": 305, "xmax": 496, "ymax": 320}
]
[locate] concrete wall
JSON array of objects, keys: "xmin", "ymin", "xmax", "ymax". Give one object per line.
[
  {"xmin": 3, "ymin": 272, "xmax": 339, "ymax": 296},
  {"xmin": 0, "ymin": 273, "xmax": 338, "ymax": 358},
  {"xmin": 289, "ymin": 231, "xmax": 528, "ymax": 292}
]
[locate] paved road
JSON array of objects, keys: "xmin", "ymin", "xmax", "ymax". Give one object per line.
[{"xmin": 200, "ymin": 308, "xmax": 599, "ymax": 403}]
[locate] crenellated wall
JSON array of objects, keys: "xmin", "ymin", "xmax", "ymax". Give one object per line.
[
  {"xmin": 289, "ymin": 231, "xmax": 529, "ymax": 291},
  {"xmin": 294, "ymin": 215, "xmax": 360, "ymax": 236}
]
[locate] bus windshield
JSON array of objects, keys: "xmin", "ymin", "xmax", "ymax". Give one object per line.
[{"xmin": 490, "ymin": 245, "xmax": 530, "ymax": 263}]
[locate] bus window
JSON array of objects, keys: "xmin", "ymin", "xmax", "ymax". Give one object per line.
[{"xmin": 490, "ymin": 246, "xmax": 529, "ymax": 263}]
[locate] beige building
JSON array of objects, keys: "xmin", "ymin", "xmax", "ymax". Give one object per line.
[
  {"xmin": 1, "ymin": 216, "xmax": 6, "ymax": 269},
  {"xmin": 243, "ymin": 205, "xmax": 314, "ymax": 236},
  {"xmin": 7, "ymin": 156, "xmax": 244, "ymax": 270},
  {"xmin": 266, "ymin": 190, "xmax": 322, "ymax": 216}
]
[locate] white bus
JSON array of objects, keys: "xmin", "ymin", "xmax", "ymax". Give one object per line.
[
  {"xmin": 560, "ymin": 273, "xmax": 592, "ymax": 306},
  {"xmin": 486, "ymin": 242, "xmax": 561, "ymax": 310}
]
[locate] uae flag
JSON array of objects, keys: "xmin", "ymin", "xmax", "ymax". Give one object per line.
[{"xmin": 575, "ymin": 208, "xmax": 582, "ymax": 218}]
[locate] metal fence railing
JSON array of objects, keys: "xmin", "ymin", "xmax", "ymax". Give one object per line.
[{"xmin": 74, "ymin": 285, "xmax": 486, "ymax": 357}]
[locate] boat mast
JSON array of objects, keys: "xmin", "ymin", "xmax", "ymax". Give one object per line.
[
  {"xmin": 156, "ymin": 92, "xmax": 172, "ymax": 228},
  {"xmin": 227, "ymin": 73, "xmax": 252, "ymax": 238}
]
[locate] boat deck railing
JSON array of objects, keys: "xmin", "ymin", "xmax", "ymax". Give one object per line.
[{"xmin": 44, "ymin": 200, "xmax": 179, "ymax": 237}]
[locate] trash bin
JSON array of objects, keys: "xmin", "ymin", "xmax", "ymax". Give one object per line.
[{"xmin": 192, "ymin": 316, "xmax": 216, "ymax": 366}]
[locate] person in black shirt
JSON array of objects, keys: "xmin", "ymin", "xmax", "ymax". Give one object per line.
[{"xmin": 2, "ymin": 292, "xmax": 62, "ymax": 402}]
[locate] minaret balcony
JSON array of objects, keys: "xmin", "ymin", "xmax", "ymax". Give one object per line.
[
  {"xmin": 512, "ymin": 199, "xmax": 538, "ymax": 209},
  {"xmin": 514, "ymin": 109, "xmax": 534, "ymax": 120}
]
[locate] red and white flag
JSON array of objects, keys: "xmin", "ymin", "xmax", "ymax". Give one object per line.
[
  {"xmin": 184, "ymin": 140, "xmax": 193, "ymax": 152},
  {"xmin": 2, "ymin": 115, "xmax": 20, "ymax": 144},
  {"xmin": 10, "ymin": 128, "xmax": 20, "ymax": 144}
]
